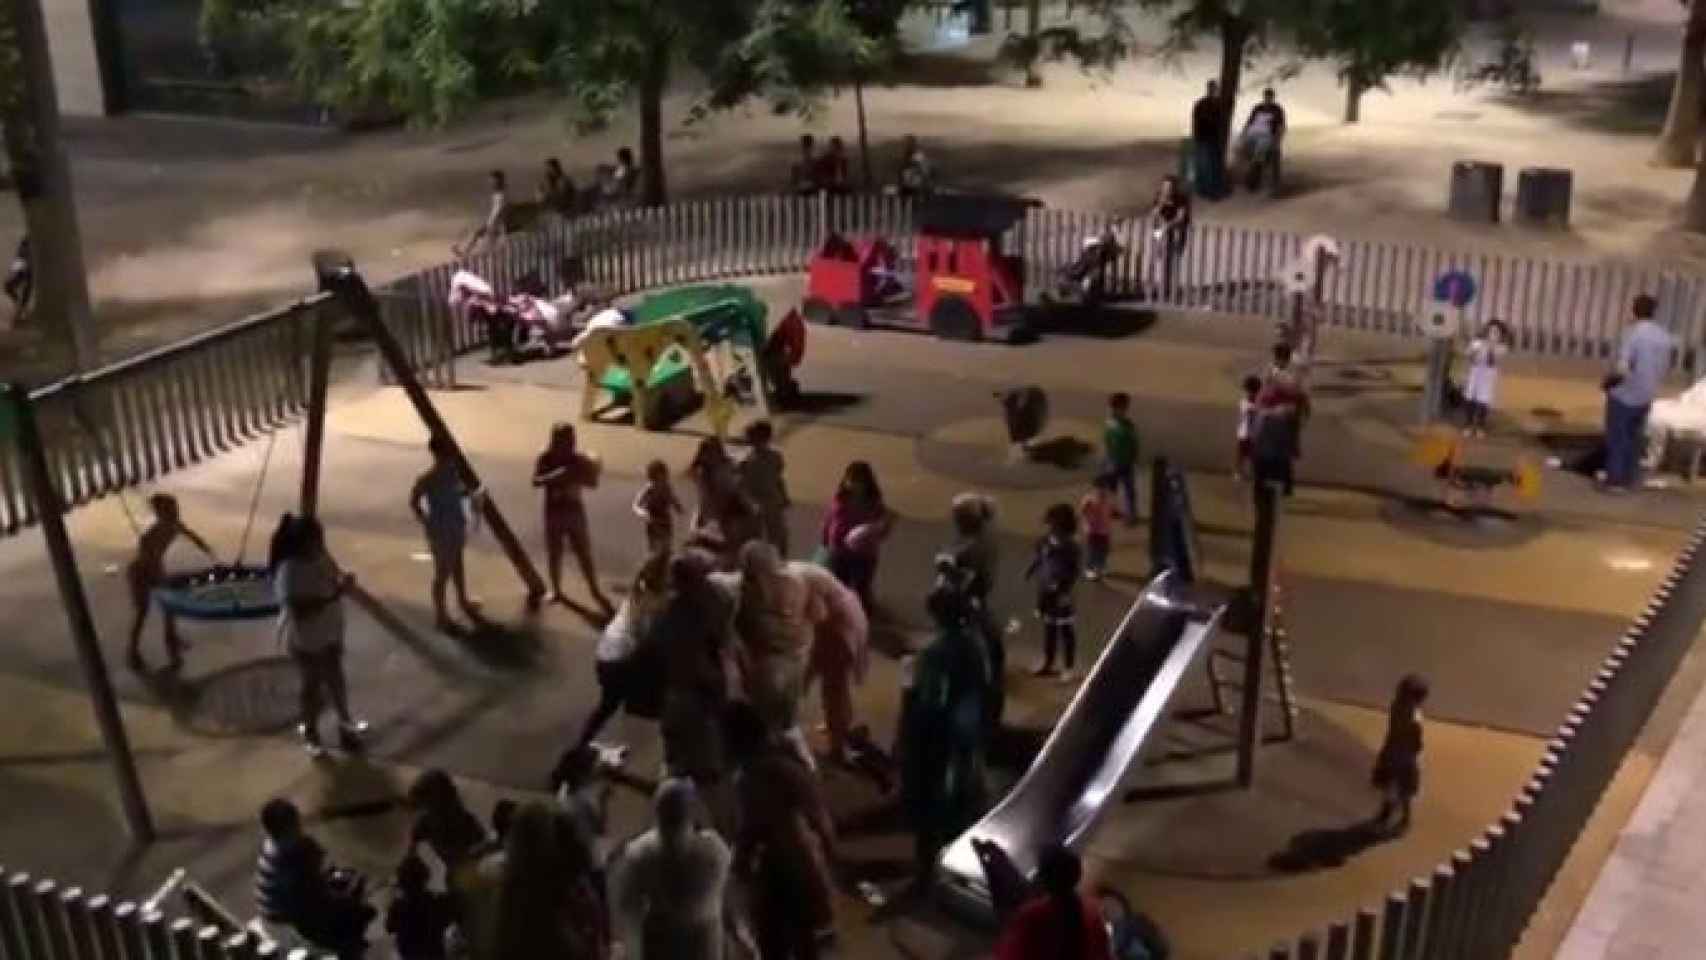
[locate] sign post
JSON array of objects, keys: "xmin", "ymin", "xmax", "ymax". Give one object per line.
[{"xmin": 1420, "ymin": 271, "xmax": 1475, "ymax": 424}]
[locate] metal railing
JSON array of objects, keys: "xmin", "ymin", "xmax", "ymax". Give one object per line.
[
  {"xmin": 0, "ymin": 294, "xmax": 330, "ymax": 536},
  {"xmin": 375, "ymin": 194, "xmax": 1706, "ymax": 387},
  {"xmin": 0, "ymin": 866, "xmax": 334, "ymax": 960},
  {"xmin": 1250, "ymin": 515, "xmax": 1706, "ymax": 960}
]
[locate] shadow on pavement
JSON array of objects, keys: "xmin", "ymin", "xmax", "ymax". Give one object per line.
[{"xmin": 1267, "ymin": 820, "xmax": 1392, "ymax": 873}]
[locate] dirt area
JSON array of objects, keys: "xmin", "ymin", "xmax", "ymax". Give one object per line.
[{"xmin": 0, "ymin": 0, "xmax": 1695, "ymax": 373}]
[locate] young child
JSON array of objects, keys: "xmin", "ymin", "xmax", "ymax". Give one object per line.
[
  {"xmin": 1235, "ymin": 375, "xmax": 1261, "ymax": 481},
  {"xmin": 1372, "ymin": 673, "xmax": 1429, "ymax": 836},
  {"xmin": 632, "ymin": 459, "xmax": 684, "ymax": 555},
  {"xmin": 410, "ymin": 437, "xmax": 481, "ymax": 633},
  {"xmin": 1103, "ymin": 393, "xmax": 1140, "ymax": 524},
  {"xmin": 1025, "ymin": 503, "xmax": 1083, "ymax": 681},
  {"xmin": 385, "ymin": 853, "xmax": 454, "ymax": 960},
  {"xmin": 738, "ymin": 419, "xmax": 792, "ymax": 555},
  {"xmin": 126, "ymin": 493, "xmax": 215, "ymax": 671},
  {"xmin": 1078, "ymin": 474, "xmax": 1116, "ymax": 582},
  {"xmin": 1462, "ymin": 319, "xmax": 1510, "ymax": 438}
]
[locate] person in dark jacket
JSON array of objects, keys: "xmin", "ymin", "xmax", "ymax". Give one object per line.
[
  {"xmin": 386, "ymin": 853, "xmax": 455, "ymax": 960},
  {"xmin": 1026, "ymin": 504, "xmax": 1083, "ymax": 680},
  {"xmin": 949, "ymin": 492, "xmax": 1005, "ymax": 733},
  {"xmin": 255, "ymin": 799, "xmax": 374, "ymax": 957},
  {"xmin": 1189, "ymin": 80, "xmax": 1228, "ymax": 199},
  {"xmin": 1372, "ymin": 673, "xmax": 1429, "ymax": 836}
]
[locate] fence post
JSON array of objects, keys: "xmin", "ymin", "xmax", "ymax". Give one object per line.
[
  {"xmin": 1397, "ymin": 877, "xmax": 1430, "ymax": 960},
  {"xmin": 1324, "ymin": 921, "xmax": 1350, "ymax": 960},
  {"xmin": 1350, "ymin": 909, "xmax": 1377, "ymax": 960},
  {"xmin": 1376, "ymin": 893, "xmax": 1406, "ymax": 960},
  {"xmin": 113, "ymin": 901, "xmax": 147, "ymax": 960},
  {"xmin": 142, "ymin": 909, "xmax": 171, "ymax": 959}
]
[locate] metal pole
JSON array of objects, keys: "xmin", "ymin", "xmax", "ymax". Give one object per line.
[
  {"xmin": 298, "ymin": 302, "xmax": 334, "ymax": 520},
  {"xmin": 7, "ymin": 384, "xmax": 153, "ymax": 840},
  {"xmin": 1238, "ymin": 480, "xmax": 1280, "ymax": 787},
  {"xmin": 313, "ymin": 255, "xmax": 547, "ymax": 604}
]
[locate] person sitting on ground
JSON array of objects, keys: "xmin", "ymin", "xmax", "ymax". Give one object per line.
[
  {"xmin": 817, "ymin": 136, "xmax": 852, "ymax": 195},
  {"xmin": 609, "ymin": 778, "xmax": 733, "ymax": 960},
  {"xmin": 538, "ymin": 158, "xmax": 577, "ymax": 217},
  {"xmin": 993, "ymin": 844, "xmax": 1113, "ymax": 960},
  {"xmin": 895, "ymin": 135, "xmax": 934, "ymax": 198},
  {"xmin": 386, "ymin": 853, "xmax": 456, "ymax": 960},
  {"xmin": 790, "ymin": 134, "xmax": 821, "ymax": 196},
  {"xmin": 125, "ymin": 493, "xmax": 215, "ymax": 672},
  {"xmin": 255, "ymin": 798, "xmax": 375, "ymax": 957}
]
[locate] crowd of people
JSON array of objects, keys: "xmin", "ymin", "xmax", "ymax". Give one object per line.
[
  {"xmin": 461, "ymin": 149, "xmax": 642, "ymax": 256},
  {"xmin": 787, "ymin": 133, "xmax": 935, "ymax": 199}
]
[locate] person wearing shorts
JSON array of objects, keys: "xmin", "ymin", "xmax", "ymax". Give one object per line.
[
  {"xmin": 125, "ymin": 493, "xmax": 214, "ymax": 671},
  {"xmin": 410, "ymin": 436, "xmax": 481, "ymax": 633},
  {"xmin": 533, "ymin": 423, "xmax": 613, "ymax": 614}
]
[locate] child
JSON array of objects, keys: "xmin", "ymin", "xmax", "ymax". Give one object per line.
[
  {"xmin": 126, "ymin": 493, "xmax": 215, "ymax": 670},
  {"xmin": 1235, "ymin": 375, "xmax": 1261, "ymax": 481},
  {"xmin": 1025, "ymin": 504, "xmax": 1083, "ymax": 680},
  {"xmin": 410, "ymin": 436, "xmax": 481, "ymax": 633},
  {"xmin": 1103, "ymin": 393, "xmax": 1140, "ymax": 525},
  {"xmin": 1078, "ymin": 474, "xmax": 1116, "ymax": 581},
  {"xmin": 1462, "ymin": 319, "xmax": 1510, "ymax": 438},
  {"xmin": 1371, "ymin": 673, "xmax": 1429, "ymax": 836},
  {"xmin": 385, "ymin": 854, "xmax": 454, "ymax": 960},
  {"xmin": 632, "ymin": 459, "xmax": 684, "ymax": 555},
  {"xmin": 738, "ymin": 419, "xmax": 791, "ymax": 555}
]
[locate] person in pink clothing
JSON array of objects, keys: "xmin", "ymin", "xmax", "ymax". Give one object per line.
[
  {"xmin": 1078, "ymin": 474, "xmax": 1116, "ymax": 582},
  {"xmin": 793, "ymin": 560, "xmax": 870, "ymax": 763}
]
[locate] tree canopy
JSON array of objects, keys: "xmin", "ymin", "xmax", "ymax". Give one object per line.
[{"xmin": 1293, "ymin": 0, "xmax": 1463, "ymax": 122}]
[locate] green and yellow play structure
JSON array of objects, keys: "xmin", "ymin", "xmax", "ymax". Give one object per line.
[{"xmin": 577, "ymin": 284, "xmax": 787, "ymax": 439}]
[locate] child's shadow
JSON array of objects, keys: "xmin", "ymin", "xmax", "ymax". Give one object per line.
[
  {"xmin": 1025, "ymin": 436, "xmax": 1093, "ymax": 471},
  {"xmin": 1267, "ymin": 820, "xmax": 1391, "ymax": 873}
]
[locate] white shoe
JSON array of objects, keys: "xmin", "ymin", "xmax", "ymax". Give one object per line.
[{"xmin": 1085, "ymin": 569, "xmax": 1102, "ymax": 582}]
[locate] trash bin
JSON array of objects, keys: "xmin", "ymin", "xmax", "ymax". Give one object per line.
[
  {"xmin": 1448, "ymin": 160, "xmax": 1504, "ymax": 223},
  {"xmin": 1515, "ymin": 167, "xmax": 1573, "ymax": 228}
]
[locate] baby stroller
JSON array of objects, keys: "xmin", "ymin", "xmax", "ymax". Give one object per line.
[{"xmin": 1051, "ymin": 224, "xmax": 1124, "ymax": 307}]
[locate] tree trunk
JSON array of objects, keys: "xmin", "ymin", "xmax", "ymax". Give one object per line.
[
  {"xmin": 1655, "ymin": 0, "xmax": 1706, "ymax": 168},
  {"xmin": 0, "ymin": 0, "xmax": 99, "ymax": 371},
  {"xmin": 1344, "ymin": 73, "xmax": 1365, "ymax": 123},
  {"xmin": 1024, "ymin": 0, "xmax": 1042, "ymax": 86},
  {"xmin": 1216, "ymin": 16, "xmax": 1250, "ymax": 155},
  {"xmin": 638, "ymin": 38, "xmax": 670, "ymax": 207},
  {"xmin": 1687, "ymin": 147, "xmax": 1706, "ymax": 232},
  {"xmin": 854, "ymin": 75, "xmax": 873, "ymax": 190}
]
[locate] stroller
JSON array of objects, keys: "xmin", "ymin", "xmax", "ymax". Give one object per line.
[{"xmin": 1052, "ymin": 225, "xmax": 1124, "ymax": 307}]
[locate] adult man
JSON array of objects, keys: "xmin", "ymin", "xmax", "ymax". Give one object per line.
[
  {"xmin": 1239, "ymin": 87, "xmax": 1287, "ymax": 191},
  {"xmin": 1602, "ymin": 294, "xmax": 1675, "ymax": 492},
  {"xmin": 1190, "ymin": 80, "xmax": 1229, "ymax": 200}
]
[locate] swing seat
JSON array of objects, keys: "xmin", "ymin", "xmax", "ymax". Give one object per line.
[{"xmin": 154, "ymin": 565, "xmax": 279, "ymax": 621}]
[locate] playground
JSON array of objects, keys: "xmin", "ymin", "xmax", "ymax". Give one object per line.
[{"xmin": 0, "ymin": 223, "xmax": 1699, "ymax": 956}]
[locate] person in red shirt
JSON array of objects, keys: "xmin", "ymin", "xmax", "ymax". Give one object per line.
[
  {"xmin": 994, "ymin": 844, "xmax": 1112, "ymax": 960},
  {"xmin": 532, "ymin": 423, "xmax": 613, "ymax": 614}
]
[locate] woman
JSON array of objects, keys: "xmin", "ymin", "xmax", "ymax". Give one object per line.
[
  {"xmin": 821, "ymin": 461, "xmax": 893, "ymax": 612},
  {"xmin": 272, "ymin": 514, "xmax": 367, "ymax": 756},
  {"xmin": 575, "ymin": 550, "xmax": 672, "ymax": 751},
  {"xmin": 533, "ymin": 423, "xmax": 613, "ymax": 613},
  {"xmin": 993, "ymin": 844, "xmax": 1112, "ymax": 960},
  {"xmin": 898, "ymin": 569, "xmax": 991, "ymax": 886},
  {"xmin": 407, "ymin": 769, "xmax": 489, "ymax": 894},
  {"xmin": 1147, "ymin": 175, "xmax": 1191, "ymax": 300},
  {"xmin": 465, "ymin": 801, "xmax": 608, "ymax": 960},
  {"xmin": 733, "ymin": 541, "xmax": 815, "ymax": 768},
  {"xmin": 949, "ymin": 492, "xmax": 1003, "ymax": 733},
  {"xmin": 727, "ymin": 703, "xmax": 838, "ymax": 960},
  {"xmin": 686, "ymin": 438, "xmax": 740, "ymax": 534},
  {"xmin": 793, "ymin": 560, "xmax": 869, "ymax": 763}
]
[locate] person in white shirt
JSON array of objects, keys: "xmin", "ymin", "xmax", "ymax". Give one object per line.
[
  {"xmin": 460, "ymin": 170, "xmax": 508, "ymax": 255},
  {"xmin": 1602, "ymin": 294, "xmax": 1676, "ymax": 491},
  {"xmin": 1461, "ymin": 319, "xmax": 1510, "ymax": 438},
  {"xmin": 271, "ymin": 514, "xmax": 367, "ymax": 755},
  {"xmin": 609, "ymin": 779, "xmax": 733, "ymax": 960},
  {"xmin": 1235, "ymin": 375, "xmax": 1260, "ymax": 481}
]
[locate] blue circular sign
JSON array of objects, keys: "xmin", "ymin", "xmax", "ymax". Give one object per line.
[{"xmin": 1432, "ymin": 270, "xmax": 1477, "ymax": 308}]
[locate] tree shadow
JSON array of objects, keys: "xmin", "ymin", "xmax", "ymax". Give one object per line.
[
  {"xmin": 1034, "ymin": 304, "xmax": 1158, "ymax": 339},
  {"xmin": 1267, "ymin": 819, "xmax": 1392, "ymax": 873},
  {"xmin": 1489, "ymin": 71, "xmax": 1673, "ymax": 138}
]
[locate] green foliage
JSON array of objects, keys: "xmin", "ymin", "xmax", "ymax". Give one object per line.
[
  {"xmin": 709, "ymin": 0, "xmax": 906, "ymax": 119},
  {"xmin": 1294, "ymin": 0, "xmax": 1462, "ymax": 97}
]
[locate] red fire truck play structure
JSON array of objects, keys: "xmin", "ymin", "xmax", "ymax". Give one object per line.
[{"xmin": 801, "ymin": 193, "xmax": 1041, "ymax": 343}]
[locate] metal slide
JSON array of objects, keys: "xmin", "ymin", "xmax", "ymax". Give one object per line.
[{"xmin": 936, "ymin": 570, "xmax": 1229, "ymax": 915}]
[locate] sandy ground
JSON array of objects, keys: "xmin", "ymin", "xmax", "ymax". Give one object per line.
[{"xmin": 0, "ymin": 0, "xmax": 1696, "ymax": 374}]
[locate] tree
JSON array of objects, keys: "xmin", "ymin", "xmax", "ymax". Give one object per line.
[
  {"xmin": 0, "ymin": 0, "xmax": 98, "ymax": 371},
  {"xmin": 1295, "ymin": 0, "xmax": 1462, "ymax": 123},
  {"xmin": 1689, "ymin": 151, "xmax": 1706, "ymax": 231},
  {"xmin": 1654, "ymin": 0, "xmax": 1705, "ymax": 168},
  {"xmin": 728, "ymin": 0, "xmax": 908, "ymax": 188},
  {"xmin": 997, "ymin": 0, "xmax": 1135, "ymax": 87}
]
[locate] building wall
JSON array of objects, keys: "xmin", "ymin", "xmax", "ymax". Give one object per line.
[{"xmin": 42, "ymin": 0, "xmax": 110, "ymax": 116}]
